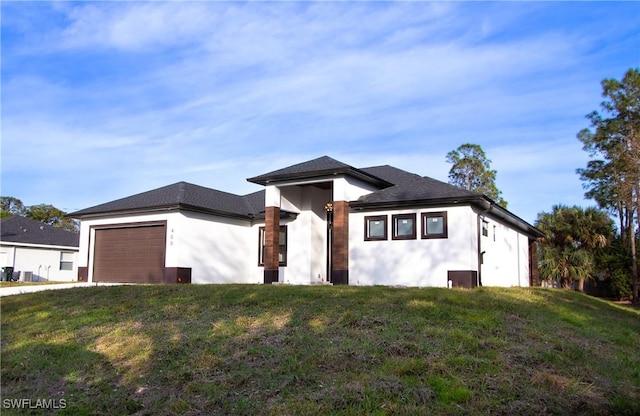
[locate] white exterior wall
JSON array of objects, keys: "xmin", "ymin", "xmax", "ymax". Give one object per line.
[
  {"xmin": 349, "ymin": 206, "xmax": 478, "ymax": 287},
  {"xmin": 75, "ymin": 181, "xmax": 534, "ymax": 287},
  {"xmin": 174, "ymin": 211, "xmax": 258, "ymax": 284},
  {"xmin": 334, "ymin": 176, "xmax": 379, "ymax": 201},
  {"xmin": 479, "ymin": 214, "xmax": 531, "ymax": 287},
  {"xmin": 0, "ymin": 243, "xmax": 78, "ymax": 282}
]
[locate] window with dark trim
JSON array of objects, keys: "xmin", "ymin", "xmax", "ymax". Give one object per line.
[
  {"xmin": 421, "ymin": 211, "xmax": 448, "ymax": 239},
  {"xmin": 392, "ymin": 213, "xmax": 416, "ymax": 240},
  {"xmin": 365, "ymin": 215, "xmax": 387, "ymax": 241},
  {"xmin": 482, "ymin": 219, "xmax": 489, "ymax": 237},
  {"xmin": 258, "ymin": 225, "xmax": 287, "ymax": 266}
]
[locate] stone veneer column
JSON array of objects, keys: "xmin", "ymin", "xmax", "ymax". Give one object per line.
[
  {"xmin": 331, "ymin": 200, "xmax": 349, "ymax": 285},
  {"xmin": 264, "ymin": 206, "xmax": 280, "ymax": 284}
]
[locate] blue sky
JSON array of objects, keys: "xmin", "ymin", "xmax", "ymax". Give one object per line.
[{"xmin": 1, "ymin": 1, "xmax": 638, "ymax": 224}]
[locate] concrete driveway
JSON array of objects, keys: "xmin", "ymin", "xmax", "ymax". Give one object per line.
[{"xmin": 0, "ymin": 282, "xmax": 123, "ymax": 297}]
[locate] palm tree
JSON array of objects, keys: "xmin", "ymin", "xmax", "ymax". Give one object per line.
[
  {"xmin": 538, "ymin": 245, "xmax": 594, "ymax": 290},
  {"xmin": 536, "ymin": 205, "xmax": 614, "ymax": 291}
]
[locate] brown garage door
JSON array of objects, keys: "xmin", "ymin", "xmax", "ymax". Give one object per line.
[{"xmin": 93, "ymin": 224, "xmax": 166, "ymax": 283}]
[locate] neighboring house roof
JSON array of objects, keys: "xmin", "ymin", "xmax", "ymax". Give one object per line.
[
  {"xmin": 0, "ymin": 216, "xmax": 79, "ymax": 248},
  {"xmin": 247, "ymin": 155, "xmax": 392, "ymax": 188},
  {"xmin": 71, "ymin": 182, "xmax": 264, "ymax": 219}
]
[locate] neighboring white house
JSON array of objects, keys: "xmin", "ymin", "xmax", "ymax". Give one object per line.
[
  {"xmin": 0, "ymin": 216, "xmax": 80, "ymax": 282},
  {"xmin": 72, "ymin": 156, "xmax": 542, "ymax": 287}
]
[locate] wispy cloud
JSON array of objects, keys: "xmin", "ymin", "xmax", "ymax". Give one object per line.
[{"xmin": 1, "ymin": 1, "xmax": 637, "ymax": 221}]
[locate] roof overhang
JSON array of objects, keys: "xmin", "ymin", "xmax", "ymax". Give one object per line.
[
  {"xmin": 0, "ymin": 241, "xmax": 79, "ymax": 250},
  {"xmin": 351, "ymin": 196, "xmax": 544, "ymax": 240},
  {"xmin": 72, "ymin": 203, "xmax": 255, "ymax": 222},
  {"xmin": 247, "ymin": 167, "xmax": 393, "ymax": 188}
]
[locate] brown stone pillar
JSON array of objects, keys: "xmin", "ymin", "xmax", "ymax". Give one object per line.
[
  {"xmin": 529, "ymin": 240, "xmax": 539, "ymax": 287},
  {"xmin": 332, "ymin": 200, "xmax": 349, "ymax": 285},
  {"xmin": 264, "ymin": 206, "xmax": 280, "ymax": 284}
]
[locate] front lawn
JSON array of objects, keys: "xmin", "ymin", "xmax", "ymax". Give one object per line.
[{"xmin": 1, "ymin": 285, "xmax": 639, "ymax": 415}]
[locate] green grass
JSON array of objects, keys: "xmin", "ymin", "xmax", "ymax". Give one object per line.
[{"xmin": 1, "ymin": 285, "xmax": 639, "ymax": 415}]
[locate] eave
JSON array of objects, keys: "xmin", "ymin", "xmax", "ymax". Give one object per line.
[
  {"xmin": 351, "ymin": 196, "xmax": 544, "ymax": 240},
  {"xmin": 247, "ymin": 167, "xmax": 393, "ymax": 188},
  {"xmin": 0, "ymin": 241, "xmax": 79, "ymax": 250},
  {"xmin": 72, "ymin": 203, "xmax": 256, "ymax": 222}
]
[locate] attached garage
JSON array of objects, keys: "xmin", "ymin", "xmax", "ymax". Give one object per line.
[{"xmin": 93, "ymin": 222, "xmax": 166, "ymax": 283}]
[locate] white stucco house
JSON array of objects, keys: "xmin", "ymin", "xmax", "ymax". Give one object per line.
[
  {"xmin": 72, "ymin": 156, "xmax": 542, "ymax": 287},
  {"xmin": 0, "ymin": 215, "xmax": 80, "ymax": 282}
]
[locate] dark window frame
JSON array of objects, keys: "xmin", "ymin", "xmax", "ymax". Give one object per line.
[
  {"xmin": 392, "ymin": 213, "xmax": 417, "ymax": 240},
  {"xmin": 482, "ymin": 219, "xmax": 489, "ymax": 237},
  {"xmin": 258, "ymin": 225, "xmax": 287, "ymax": 266},
  {"xmin": 364, "ymin": 215, "xmax": 388, "ymax": 241},
  {"xmin": 421, "ymin": 211, "xmax": 448, "ymax": 239}
]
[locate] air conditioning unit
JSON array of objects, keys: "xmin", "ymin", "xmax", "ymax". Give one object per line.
[{"xmin": 23, "ymin": 271, "xmax": 33, "ymax": 282}]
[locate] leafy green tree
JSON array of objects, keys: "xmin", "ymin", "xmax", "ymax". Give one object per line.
[
  {"xmin": 0, "ymin": 196, "xmax": 26, "ymax": 217},
  {"xmin": 536, "ymin": 205, "xmax": 614, "ymax": 292},
  {"xmin": 26, "ymin": 204, "xmax": 78, "ymax": 233},
  {"xmin": 577, "ymin": 68, "xmax": 640, "ymax": 303},
  {"xmin": 595, "ymin": 238, "xmax": 634, "ymax": 299},
  {"xmin": 446, "ymin": 143, "xmax": 507, "ymax": 207}
]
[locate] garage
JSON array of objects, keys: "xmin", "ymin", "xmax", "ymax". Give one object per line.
[{"xmin": 93, "ymin": 223, "xmax": 166, "ymax": 283}]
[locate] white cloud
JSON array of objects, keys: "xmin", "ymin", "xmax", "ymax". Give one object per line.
[
  {"xmin": 58, "ymin": 3, "xmax": 214, "ymax": 50},
  {"xmin": 1, "ymin": 1, "xmax": 636, "ymax": 220}
]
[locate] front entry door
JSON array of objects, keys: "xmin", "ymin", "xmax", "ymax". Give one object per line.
[{"xmin": 326, "ymin": 203, "xmax": 333, "ymax": 282}]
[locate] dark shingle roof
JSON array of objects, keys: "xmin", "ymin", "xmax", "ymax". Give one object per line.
[
  {"xmin": 243, "ymin": 190, "xmax": 267, "ymax": 216},
  {"xmin": 247, "ymin": 156, "xmax": 392, "ymax": 187},
  {"xmin": 0, "ymin": 216, "xmax": 79, "ymax": 248},
  {"xmin": 354, "ymin": 166, "xmax": 543, "ymax": 238},
  {"xmin": 68, "ymin": 157, "xmax": 541, "ymax": 237},
  {"xmin": 71, "ymin": 182, "xmax": 264, "ymax": 219},
  {"xmin": 359, "ymin": 165, "xmax": 424, "ymax": 185},
  {"xmin": 352, "ymin": 174, "xmax": 480, "ymax": 207}
]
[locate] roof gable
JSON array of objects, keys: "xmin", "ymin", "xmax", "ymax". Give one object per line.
[
  {"xmin": 0, "ymin": 216, "xmax": 79, "ymax": 248},
  {"xmin": 247, "ymin": 155, "xmax": 392, "ymax": 187}
]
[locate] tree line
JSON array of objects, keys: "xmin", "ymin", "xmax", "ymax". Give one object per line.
[
  {"xmin": 0, "ymin": 197, "xmax": 78, "ymax": 233},
  {"xmin": 446, "ymin": 68, "xmax": 639, "ymax": 304}
]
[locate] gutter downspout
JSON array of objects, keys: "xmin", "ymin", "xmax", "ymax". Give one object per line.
[{"xmin": 517, "ymin": 234, "xmax": 521, "ymax": 287}]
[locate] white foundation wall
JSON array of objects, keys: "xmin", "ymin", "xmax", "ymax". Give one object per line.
[
  {"xmin": 78, "ymin": 211, "xmax": 181, "ymax": 282},
  {"xmin": 349, "ymin": 206, "xmax": 478, "ymax": 287},
  {"xmin": 479, "ymin": 215, "xmax": 531, "ymax": 287},
  {"xmin": 174, "ymin": 212, "xmax": 258, "ymax": 284},
  {"xmin": 0, "ymin": 244, "xmax": 78, "ymax": 282}
]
